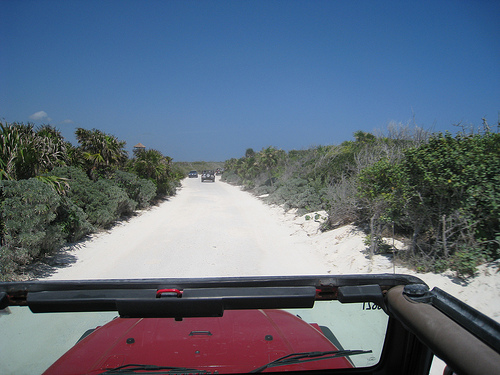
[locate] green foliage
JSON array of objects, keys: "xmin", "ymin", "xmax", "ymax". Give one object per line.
[
  {"xmin": 0, "ymin": 122, "xmax": 67, "ymax": 181},
  {"xmin": 113, "ymin": 170, "xmax": 156, "ymax": 209},
  {"xmin": 55, "ymin": 196, "xmax": 93, "ymax": 243},
  {"xmin": 264, "ymin": 178, "xmax": 324, "ymax": 214},
  {"xmin": 35, "ymin": 175, "xmax": 71, "ymax": 195},
  {"xmin": 75, "ymin": 128, "xmax": 128, "ymax": 180},
  {"xmin": 0, "ymin": 246, "xmax": 29, "ymax": 281},
  {"xmin": 358, "ymin": 130, "xmax": 500, "ymax": 273},
  {"xmin": 224, "ymin": 124, "xmax": 498, "ymax": 276},
  {"xmin": 224, "ymin": 146, "xmax": 287, "ymax": 188},
  {"xmin": 0, "ymin": 119, "xmax": 181, "ymax": 279},
  {"xmin": 221, "ymin": 169, "xmax": 243, "ymax": 185},
  {"xmin": 363, "ymin": 234, "xmax": 392, "ymax": 254},
  {"xmin": 305, "ymin": 213, "xmax": 324, "ymax": 221},
  {"xmin": 49, "ymin": 166, "xmax": 135, "ymax": 228},
  {"xmin": 450, "ymin": 246, "xmax": 485, "ymax": 277},
  {"xmin": 0, "ymin": 179, "xmax": 64, "ymax": 278},
  {"xmin": 128, "ymin": 148, "xmax": 182, "ymax": 198},
  {"xmin": 223, "ymin": 134, "xmax": 399, "ymax": 216},
  {"xmin": 91, "ymin": 179, "xmax": 137, "ymax": 226},
  {"xmin": 0, "ymin": 179, "xmax": 63, "ymax": 254},
  {"xmin": 357, "ymin": 158, "xmax": 409, "ymax": 224}
]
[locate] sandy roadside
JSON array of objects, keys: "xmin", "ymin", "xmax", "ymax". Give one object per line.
[
  {"xmin": 279, "ymin": 208, "xmax": 500, "ymax": 324},
  {"xmin": 280, "ymin": 209, "xmax": 500, "ymax": 375}
]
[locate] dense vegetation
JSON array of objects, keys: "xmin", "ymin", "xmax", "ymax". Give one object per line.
[
  {"xmin": 2, "ymin": 118, "xmax": 497, "ymax": 280},
  {"xmin": 222, "ymin": 122, "xmax": 500, "ymax": 277},
  {"xmin": 0, "ymin": 122, "xmax": 183, "ymax": 280}
]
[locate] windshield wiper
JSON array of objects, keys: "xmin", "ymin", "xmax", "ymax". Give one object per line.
[
  {"xmin": 101, "ymin": 364, "xmax": 210, "ymax": 374},
  {"xmin": 250, "ymin": 349, "xmax": 372, "ymax": 373}
]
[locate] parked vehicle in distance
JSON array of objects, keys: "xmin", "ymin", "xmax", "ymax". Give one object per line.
[
  {"xmin": 1, "ymin": 274, "xmax": 499, "ymax": 375},
  {"xmin": 188, "ymin": 170, "xmax": 198, "ymax": 178},
  {"xmin": 201, "ymin": 170, "xmax": 215, "ymax": 182}
]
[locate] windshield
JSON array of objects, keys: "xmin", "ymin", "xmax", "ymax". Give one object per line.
[{"xmin": 0, "ymin": 300, "xmax": 388, "ymax": 374}]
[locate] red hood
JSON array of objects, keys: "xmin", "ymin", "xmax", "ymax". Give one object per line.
[{"xmin": 44, "ymin": 309, "xmax": 352, "ymax": 374}]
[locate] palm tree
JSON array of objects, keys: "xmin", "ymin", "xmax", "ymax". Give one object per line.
[
  {"xmin": 0, "ymin": 122, "xmax": 67, "ymax": 180},
  {"xmin": 0, "ymin": 122, "xmax": 21, "ymax": 180},
  {"xmin": 35, "ymin": 125, "xmax": 68, "ymax": 173},
  {"xmin": 75, "ymin": 128, "xmax": 128, "ymax": 179},
  {"xmin": 132, "ymin": 149, "xmax": 168, "ymax": 182},
  {"xmin": 130, "ymin": 148, "xmax": 175, "ymax": 196},
  {"xmin": 245, "ymin": 148, "xmax": 255, "ymax": 158},
  {"xmin": 256, "ymin": 146, "xmax": 284, "ymax": 185}
]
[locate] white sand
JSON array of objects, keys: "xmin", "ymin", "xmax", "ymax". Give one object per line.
[{"xmin": 288, "ymin": 210, "xmax": 500, "ymax": 324}]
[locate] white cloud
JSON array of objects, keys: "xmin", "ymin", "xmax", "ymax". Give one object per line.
[
  {"xmin": 60, "ymin": 119, "xmax": 74, "ymax": 124},
  {"xmin": 29, "ymin": 111, "xmax": 51, "ymax": 121}
]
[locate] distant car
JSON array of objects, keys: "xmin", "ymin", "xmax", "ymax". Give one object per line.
[
  {"xmin": 188, "ymin": 170, "xmax": 198, "ymax": 178},
  {"xmin": 201, "ymin": 170, "xmax": 215, "ymax": 182}
]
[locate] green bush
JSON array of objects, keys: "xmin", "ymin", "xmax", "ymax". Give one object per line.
[
  {"xmin": 0, "ymin": 179, "xmax": 64, "ymax": 278},
  {"xmin": 86, "ymin": 180, "xmax": 136, "ymax": 227},
  {"xmin": 1, "ymin": 179, "xmax": 63, "ymax": 255},
  {"xmin": 113, "ymin": 170, "xmax": 156, "ymax": 209},
  {"xmin": 127, "ymin": 148, "xmax": 182, "ymax": 199},
  {"xmin": 49, "ymin": 166, "xmax": 136, "ymax": 228},
  {"xmin": 450, "ymin": 246, "xmax": 485, "ymax": 277},
  {"xmin": 358, "ymin": 130, "xmax": 500, "ymax": 274},
  {"xmin": 55, "ymin": 196, "xmax": 93, "ymax": 242},
  {"xmin": 222, "ymin": 170, "xmax": 243, "ymax": 185},
  {"xmin": 265, "ymin": 178, "xmax": 323, "ymax": 213},
  {"xmin": 156, "ymin": 179, "xmax": 180, "ymax": 197}
]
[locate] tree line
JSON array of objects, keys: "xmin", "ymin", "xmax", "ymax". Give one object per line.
[
  {"xmin": 222, "ymin": 122, "xmax": 500, "ymax": 277},
  {"xmin": 0, "ymin": 121, "xmax": 184, "ymax": 280}
]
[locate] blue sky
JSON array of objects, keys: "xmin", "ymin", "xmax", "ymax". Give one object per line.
[{"xmin": 1, "ymin": 0, "xmax": 499, "ymax": 162}]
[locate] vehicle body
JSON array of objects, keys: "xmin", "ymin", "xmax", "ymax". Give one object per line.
[
  {"xmin": 201, "ymin": 170, "xmax": 215, "ymax": 182},
  {"xmin": 188, "ymin": 170, "xmax": 198, "ymax": 178},
  {"xmin": 44, "ymin": 309, "xmax": 353, "ymax": 374},
  {"xmin": 1, "ymin": 274, "xmax": 499, "ymax": 375}
]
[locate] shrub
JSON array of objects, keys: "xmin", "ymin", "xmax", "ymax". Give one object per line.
[
  {"xmin": 87, "ymin": 180, "xmax": 136, "ymax": 227},
  {"xmin": 265, "ymin": 178, "xmax": 323, "ymax": 213},
  {"xmin": 113, "ymin": 170, "xmax": 156, "ymax": 209},
  {"xmin": 55, "ymin": 196, "xmax": 93, "ymax": 242},
  {"xmin": 128, "ymin": 148, "xmax": 182, "ymax": 199},
  {"xmin": 357, "ymin": 130, "xmax": 500, "ymax": 273},
  {"xmin": 221, "ymin": 170, "xmax": 242, "ymax": 185},
  {"xmin": 450, "ymin": 246, "xmax": 485, "ymax": 277},
  {"xmin": 49, "ymin": 166, "xmax": 136, "ymax": 228},
  {"xmin": 323, "ymin": 176, "xmax": 360, "ymax": 229},
  {"xmin": 0, "ymin": 179, "xmax": 64, "ymax": 278},
  {"xmin": 156, "ymin": 179, "xmax": 179, "ymax": 197},
  {"xmin": 1, "ymin": 179, "xmax": 63, "ymax": 255}
]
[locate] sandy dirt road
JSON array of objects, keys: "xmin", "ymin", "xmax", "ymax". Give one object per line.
[{"xmin": 46, "ymin": 176, "xmax": 330, "ymax": 280}]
